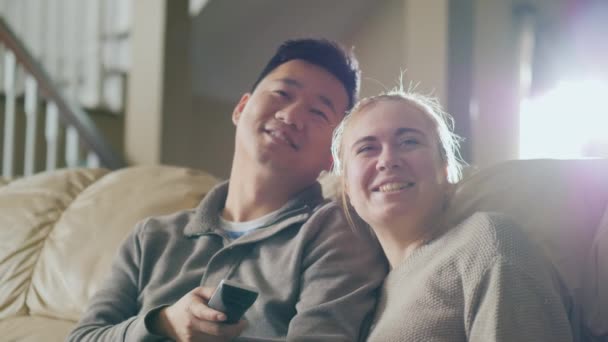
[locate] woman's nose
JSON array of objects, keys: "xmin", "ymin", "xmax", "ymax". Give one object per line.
[{"xmin": 377, "ymin": 148, "xmax": 402, "ymax": 171}]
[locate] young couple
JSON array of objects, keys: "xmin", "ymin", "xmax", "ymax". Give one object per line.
[{"xmin": 69, "ymin": 38, "xmax": 574, "ymax": 341}]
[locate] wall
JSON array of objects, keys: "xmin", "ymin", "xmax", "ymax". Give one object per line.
[
  {"xmin": 348, "ymin": 0, "xmax": 449, "ymax": 105},
  {"xmin": 348, "ymin": 0, "xmax": 407, "ymax": 97},
  {"xmin": 188, "ymin": 95, "xmax": 235, "ymax": 179}
]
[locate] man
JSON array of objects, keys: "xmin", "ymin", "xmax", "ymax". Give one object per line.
[{"xmin": 68, "ymin": 38, "xmax": 387, "ymax": 341}]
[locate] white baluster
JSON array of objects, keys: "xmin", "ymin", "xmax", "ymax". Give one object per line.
[
  {"xmin": 86, "ymin": 151, "xmax": 100, "ymax": 168},
  {"xmin": 65, "ymin": 125, "xmax": 79, "ymax": 168},
  {"xmin": 23, "ymin": 74, "xmax": 38, "ymax": 176},
  {"xmin": 2, "ymin": 50, "xmax": 16, "ymax": 178},
  {"xmin": 0, "ymin": 44, "xmax": 4, "ymax": 94},
  {"xmin": 45, "ymin": 102, "xmax": 59, "ymax": 171}
]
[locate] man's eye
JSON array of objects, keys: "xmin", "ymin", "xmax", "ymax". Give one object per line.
[
  {"xmin": 274, "ymin": 90, "xmax": 290, "ymax": 99},
  {"xmin": 310, "ymin": 109, "xmax": 328, "ymax": 121}
]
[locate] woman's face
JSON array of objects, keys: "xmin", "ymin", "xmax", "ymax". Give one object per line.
[{"xmin": 342, "ymin": 99, "xmax": 449, "ymax": 231}]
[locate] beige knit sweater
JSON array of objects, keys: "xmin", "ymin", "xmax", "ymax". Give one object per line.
[{"xmin": 367, "ymin": 212, "xmax": 574, "ymax": 342}]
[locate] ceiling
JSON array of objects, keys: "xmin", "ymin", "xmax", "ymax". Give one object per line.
[{"xmin": 190, "ymin": 0, "xmax": 380, "ymax": 102}]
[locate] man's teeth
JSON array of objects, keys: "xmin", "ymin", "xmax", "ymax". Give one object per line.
[
  {"xmin": 270, "ymin": 131, "xmax": 287, "ymax": 142},
  {"xmin": 378, "ymin": 182, "xmax": 414, "ymax": 192},
  {"xmin": 270, "ymin": 131, "xmax": 296, "ymax": 148}
]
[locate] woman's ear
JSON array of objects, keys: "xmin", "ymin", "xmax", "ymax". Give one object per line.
[{"xmin": 342, "ymin": 176, "xmax": 350, "ymax": 198}]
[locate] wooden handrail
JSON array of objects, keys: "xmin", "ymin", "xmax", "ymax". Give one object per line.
[{"xmin": 0, "ymin": 16, "xmax": 126, "ymax": 169}]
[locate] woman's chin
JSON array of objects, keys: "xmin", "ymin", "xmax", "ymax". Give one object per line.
[{"xmin": 366, "ymin": 205, "xmax": 413, "ymax": 227}]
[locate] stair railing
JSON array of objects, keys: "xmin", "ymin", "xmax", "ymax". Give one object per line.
[{"xmin": 0, "ymin": 15, "xmax": 125, "ymax": 178}]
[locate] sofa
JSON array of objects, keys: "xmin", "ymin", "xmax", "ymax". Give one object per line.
[{"xmin": 0, "ymin": 159, "xmax": 607, "ymax": 341}]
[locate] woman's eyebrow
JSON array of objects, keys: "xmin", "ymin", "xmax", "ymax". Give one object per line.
[
  {"xmin": 351, "ymin": 136, "xmax": 377, "ymax": 150},
  {"xmin": 395, "ymin": 127, "xmax": 424, "ymax": 137}
]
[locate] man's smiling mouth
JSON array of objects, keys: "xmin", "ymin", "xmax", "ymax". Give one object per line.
[{"xmin": 265, "ymin": 129, "xmax": 299, "ymax": 150}]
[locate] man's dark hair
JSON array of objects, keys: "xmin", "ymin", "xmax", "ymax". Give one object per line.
[{"xmin": 251, "ymin": 38, "xmax": 361, "ymax": 111}]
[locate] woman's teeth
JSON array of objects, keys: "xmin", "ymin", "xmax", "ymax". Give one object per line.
[{"xmin": 378, "ymin": 182, "xmax": 414, "ymax": 192}]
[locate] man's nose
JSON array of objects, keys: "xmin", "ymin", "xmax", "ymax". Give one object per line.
[{"xmin": 275, "ymin": 103, "xmax": 304, "ymax": 130}]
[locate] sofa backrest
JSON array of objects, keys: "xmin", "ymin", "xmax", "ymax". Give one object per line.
[
  {"xmin": 0, "ymin": 166, "xmax": 219, "ymax": 322},
  {"xmin": 446, "ymin": 158, "xmax": 608, "ymax": 338}
]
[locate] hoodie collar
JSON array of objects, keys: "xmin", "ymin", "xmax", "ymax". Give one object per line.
[{"xmin": 184, "ymin": 180, "xmax": 325, "ymax": 236}]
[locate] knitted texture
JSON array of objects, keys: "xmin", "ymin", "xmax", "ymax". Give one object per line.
[{"xmin": 367, "ymin": 212, "xmax": 574, "ymax": 342}]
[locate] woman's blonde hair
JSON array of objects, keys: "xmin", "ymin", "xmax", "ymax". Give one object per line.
[{"xmin": 330, "ymin": 87, "xmax": 465, "ymax": 230}]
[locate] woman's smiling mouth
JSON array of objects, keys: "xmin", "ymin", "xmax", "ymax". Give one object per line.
[{"xmin": 374, "ymin": 182, "xmax": 415, "ymax": 193}]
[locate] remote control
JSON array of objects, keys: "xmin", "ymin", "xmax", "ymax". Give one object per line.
[{"xmin": 207, "ymin": 279, "xmax": 259, "ymax": 324}]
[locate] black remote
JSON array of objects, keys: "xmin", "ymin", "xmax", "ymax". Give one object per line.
[{"xmin": 207, "ymin": 279, "xmax": 259, "ymax": 324}]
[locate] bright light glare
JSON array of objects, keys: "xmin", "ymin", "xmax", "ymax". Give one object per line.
[{"xmin": 520, "ymin": 80, "xmax": 608, "ymax": 159}]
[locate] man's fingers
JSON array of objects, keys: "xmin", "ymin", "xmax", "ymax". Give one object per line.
[
  {"xmin": 188, "ymin": 286, "xmax": 226, "ymax": 321},
  {"xmin": 196, "ymin": 319, "xmax": 249, "ymax": 337},
  {"xmin": 191, "ymin": 286, "xmax": 216, "ymax": 300},
  {"xmin": 187, "ymin": 299, "xmax": 226, "ymax": 322}
]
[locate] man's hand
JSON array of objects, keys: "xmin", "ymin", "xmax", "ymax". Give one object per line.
[{"xmin": 155, "ymin": 286, "xmax": 247, "ymax": 341}]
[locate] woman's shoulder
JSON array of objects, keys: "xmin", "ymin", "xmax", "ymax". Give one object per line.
[
  {"xmin": 450, "ymin": 211, "xmax": 544, "ymax": 268},
  {"xmin": 455, "ymin": 211, "xmax": 522, "ymax": 239},
  {"xmin": 448, "ymin": 211, "xmax": 496, "ymax": 236}
]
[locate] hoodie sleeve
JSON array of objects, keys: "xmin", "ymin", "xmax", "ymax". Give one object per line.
[{"xmin": 287, "ymin": 203, "xmax": 388, "ymax": 341}]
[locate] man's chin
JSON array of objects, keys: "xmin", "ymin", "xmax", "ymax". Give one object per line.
[{"xmin": 264, "ymin": 163, "xmax": 320, "ymax": 182}]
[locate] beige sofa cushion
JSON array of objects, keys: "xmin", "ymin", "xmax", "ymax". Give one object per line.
[
  {"xmin": 0, "ymin": 168, "xmax": 109, "ymax": 320},
  {"xmin": 0, "ymin": 166, "xmax": 219, "ymax": 323},
  {"xmin": 0, "ymin": 316, "xmax": 75, "ymax": 342}
]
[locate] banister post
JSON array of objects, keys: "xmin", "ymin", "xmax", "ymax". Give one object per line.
[{"xmin": 125, "ymin": 0, "xmax": 193, "ymax": 167}]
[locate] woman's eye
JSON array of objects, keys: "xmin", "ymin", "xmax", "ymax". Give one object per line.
[
  {"xmin": 400, "ymin": 138, "xmax": 419, "ymax": 146},
  {"xmin": 356, "ymin": 146, "xmax": 374, "ymax": 154}
]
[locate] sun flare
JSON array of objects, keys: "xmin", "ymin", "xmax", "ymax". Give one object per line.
[{"xmin": 520, "ymin": 80, "xmax": 608, "ymax": 159}]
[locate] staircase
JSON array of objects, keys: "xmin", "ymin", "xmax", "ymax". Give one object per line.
[{"xmin": 0, "ymin": 16, "xmax": 125, "ymax": 179}]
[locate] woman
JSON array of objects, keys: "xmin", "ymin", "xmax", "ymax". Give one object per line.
[{"xmin": 331, "ymin": 89, "xmax": 575, "ymax": 341}]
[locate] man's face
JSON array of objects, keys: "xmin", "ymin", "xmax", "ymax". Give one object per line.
[{"xmin": 232, "ymin": 59, "xmax": 349, "ymax": 188}]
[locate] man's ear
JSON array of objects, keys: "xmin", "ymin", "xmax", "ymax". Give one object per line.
[{"xmin": 232, "ymin": 93, "xmax": 251, "ymax": 126}]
